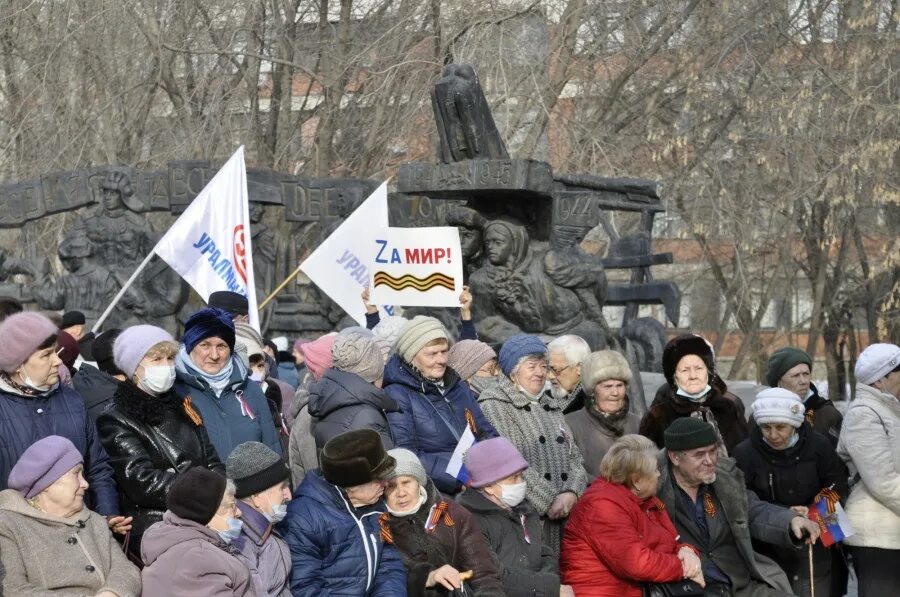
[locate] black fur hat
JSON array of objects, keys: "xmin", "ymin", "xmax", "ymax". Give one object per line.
[
  {"xmin": 662, "ymin": 334, "xmax": 716, "ymax": 388},
  {"xmin": 320, "ymin": 429, "xmax": 395, "ymax": 488}
]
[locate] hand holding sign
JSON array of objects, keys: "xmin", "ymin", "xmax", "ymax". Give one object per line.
[{"xmin": 370, "ymin": 227, "xmax": 463, "ymax": 307}]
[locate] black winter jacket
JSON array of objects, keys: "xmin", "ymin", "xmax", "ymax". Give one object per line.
[
  {"xmin": 96, "ymin": 381, "xmax": 224, "ymax": 556},
  {"xmin": 456, "ymin": 489, "xmax": 559, "ymax": 597},
  {"xmin": 732, "ymin": 421, "xmax": 849, "ymax": 508},
  {"xmin": 72, "ymin": 363, "xmax": 121, "ymax": 421},
  {"xmin": 308, "ymin": 368, "xmax": 400, "ymax": 451}
]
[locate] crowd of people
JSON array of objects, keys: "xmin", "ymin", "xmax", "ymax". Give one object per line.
[{"xmin": 0, "ymin": 290, "xmax": 897, "ymax": 597}]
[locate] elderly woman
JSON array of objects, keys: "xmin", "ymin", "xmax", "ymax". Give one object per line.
[
  {"xmin": 226, "ymin": 442, "xmax": 293, "ymax": 596},
  {"xmin": 561, "ymin": 434, "xmax": 704, "ymax": 596},
  {"xmin": 384, "ymin": 316, "xmax": 497, "ymax": 495},
  {"xmin": 640, "ymin": 334, "xmax": 747, "ymax": 455},
  {"xmin": 141, "ymin": 466, "xmax": 252, "ymax": 594},
  {"xmin": 837, "ymin": 343, "xmax": 900, "ymax": 597},
  {"xmin": 448, "ymin": 339, "xmax": 499, "ymax": 397},
  {"xmin": 0, "ymin": 436, "xmax": 141, "ymax": 595},
  {"xmin": 288, "ymin": 333, "xmax": 337, "ymax": 487},
  {"xmin": 97, "ymin": 324, "xmax": 225, "ymax": 559},
  {"xmin": 173, "ymin": 307, "xmax": 281, "ymax": 461},
  {"xmin": 0, "ymin": 312, "xmax": 124, "ymax": 530},
  {"xmin": 457, "ymin": 437, "xmax": 570, "ymax": 597},
  {"xmin": 382, "ymin": 448, "xmax": 505, "ymax": 596},
  {"xmin": 309, "ymin": 331, "xmax": 400, "ymax": 450},
  {"xmin": 565, "ymin": 349, "xmax": 642, "ymax": 480},
  {"xmin": 478, "ymin": 334, "xmax": 586, "ymax": 553},
  {"xmin": 733, "ymin": 388, "xmax": 848, "ymax": 597}
]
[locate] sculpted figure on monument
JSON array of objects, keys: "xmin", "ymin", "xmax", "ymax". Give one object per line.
[
  {"xmin": 470, "ymin": 218, "xmax": 612, "ymax": 348},
  {"xmin": 446, "ymin": 205, "xmax": 486, "ymax": 278},
  {"xmin": 34, "ymin": 233, "xmax": 120, "ymax": 326}
]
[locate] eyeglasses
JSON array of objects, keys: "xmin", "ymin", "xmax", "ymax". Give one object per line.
[{"xmin": 547, "ymin": 364, "xmax": 572, "ymax": 377}]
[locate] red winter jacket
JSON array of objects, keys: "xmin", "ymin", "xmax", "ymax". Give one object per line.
[{"xmin": 561, "ymin": 478, "xmax": 687, "ymax": 597}]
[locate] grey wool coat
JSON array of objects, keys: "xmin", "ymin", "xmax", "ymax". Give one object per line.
[
  {"xmin": 478, "ymin": 376, "xmax": 587, "ymax": 552},
  {"xmin": 564, "ymin": 402, "xmax": 641, "ymax": 481},
  {"xmin": 656, "ymin": 452, "xmax": 797, "ymax": 597},
  {"xmin": 0, "ymin": 489, "xmax": 142, "ymax": 596}
]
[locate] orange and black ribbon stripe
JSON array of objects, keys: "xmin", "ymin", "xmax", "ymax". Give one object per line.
[
  {"xmin": 703, "ymin": 492, "xmax": 717, "ymax": 518},
  {"xmin": 426, "ymin": 502, "xmax": 455, "ymax": 532},
  {"xmin": 815, "ymin": 488, "xmax": 841, "ymax": 514},
  {"xmin": 379, "ymin": 512, "xmax": 393, "ymax": 544},
  {"xmin": 465, "ymin": 408, "xmax": 478, "ymax": 435},
  {"xmin": 183, "ymin": 397, "xmax": 203, "ymax": 427}
]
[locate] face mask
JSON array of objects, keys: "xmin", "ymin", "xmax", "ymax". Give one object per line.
[
  {"xmin": 216, "ymin": 517, "xmax": 243, "ymax": 544},
  {"xmin": 468, "ymin": 375, "xmax": 499, "ymax": 395},
  {"xmin": 250, "ymin": 371, "xmax": 265, "ymax": 383},
  {"xmin": 141, "ymin": 365, "xmax": 176, "ymax": 394},
  {"xmin": 266, "ymin": 503, "xmax": 288, "ymax": 524},
  {"xmin": 497, "ymin": 481, "xmax": 527, "ymax": 508},
  {"xmin": 676, "ymin": 384, "xmax": 712, "ymax": 402},
  {"xmin": 516, "ymin": 385, "xmax": 543, "ymax": 402},
  {"xmin": 22, "ymin": 372, "xmax": 52, "ymax": 392},
  {"xmin": 387, "ymin": 485, "xmax": 428, "ymax": 518}
]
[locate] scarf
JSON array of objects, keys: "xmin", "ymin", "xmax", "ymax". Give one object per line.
[
  {"xmin": 176, "ymin": 347, "xmax": 240, "ymax": 397},
  {"xmin": 468, "ymin": 374, "xmax": 499, "ymax": 396},
  {"xmin": 588, "ymin": 395, "xmax": 631, "ymax": 437},
  {"xmin": 671, "ymin": 391, "xmax": 729, "ymax": 458},
  {"xmin": 0, "ymin": 371, "xmax": 59, "ymax": 398}
]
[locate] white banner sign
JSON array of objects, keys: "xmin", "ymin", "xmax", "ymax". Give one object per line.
[
  {"xmin": 299, "ymin": 182, "xmax": 390, "ymax": 326},
  {"xmin": 369, "ymin": 227, "xmax": 463, "ymax": 307},
  {"xmin": 153, "ymin": 146, "xmax": 260, "ymax": 330}
]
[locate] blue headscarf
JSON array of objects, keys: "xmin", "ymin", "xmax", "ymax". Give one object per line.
[{"xmin": 182, "ymin": 307, "xmax": 236, "ymax": 354}]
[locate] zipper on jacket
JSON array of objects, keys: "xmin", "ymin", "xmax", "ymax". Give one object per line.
[
  {"xmin": 335, "ymin": 486, "xmax": 376, "ymax": 592},
  {"xmin": 768, "ymin": 473, "xmax": 776, "ymax": 502}
]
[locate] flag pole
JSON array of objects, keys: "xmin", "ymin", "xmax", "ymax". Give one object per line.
[
  {"xmin": 91, "ymin": 251, "xmax": 156, "ymax": 333},
  {"xmin": 258, "ymin": 263, "xmax": 303, "ymax": 311}
]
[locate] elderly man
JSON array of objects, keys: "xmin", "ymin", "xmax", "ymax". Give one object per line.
[
  {"xmin": 657, "ymin": 418, "xmax": 821, "ymax": 597},
  {"xmin": 766, "ymin": 346, "xmax": 842, "ymax": 444},
  {"xmin": 546, "ymin": 335, "xmax": 592, "ymax": 414}
]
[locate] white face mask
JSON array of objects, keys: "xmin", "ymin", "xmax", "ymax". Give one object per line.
[
  {"xmin": 497, "ymin": 481, "xmax": 527, "ymax": 508},
  {"xmin": 140, "ymin": 365, "xmax": 176, "ymax": 394},
  {"xmin": 387, "ymin": 485, "xmax": 428, "ymax": 518},
  {"xmin": 266, "ymin": 503, "xmax": 288, "ymax": 523},
  {"xmin": 676, "ymin": 384, "xmax": 712, "ymax": 402},
  {"xmin": 22, "ymin": 372, "xmax": 52, "ymax": 392}
]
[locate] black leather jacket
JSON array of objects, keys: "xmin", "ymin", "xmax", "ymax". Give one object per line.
[{"xmin": 96, "ymin": 381, "xmax": 224, "ymax": 556}]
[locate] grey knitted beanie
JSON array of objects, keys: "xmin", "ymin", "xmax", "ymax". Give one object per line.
[
  {"xmin": 332, "ymin": 332, "xmax": 385, "ymax": 383},
  {"xmin": 225, "ymin": 441, "xmax": 290, "ymax": 498},
  {"xmin": 385, "ymin": 448, "xmax": 427, "ymax": 486}
]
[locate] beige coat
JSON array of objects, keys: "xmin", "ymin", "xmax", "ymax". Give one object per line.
[
  {"xmin": 837, "ymin": 383, "xmax": 900, "ymax": 549},
  {"xmin": 0, "ymin": 489, "xmax": 141, "ymax": 596}
]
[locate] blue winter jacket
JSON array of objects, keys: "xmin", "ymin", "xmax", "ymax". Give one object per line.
[
  {"xmin": 0, "ymin": 381, "xmax": 119, "ymax": 515},
  {"xmin": 280, "ymin": 470, "xmax": 407, "ymax": 597},
  {"xmin": 382, "ymin": 356, "xmax": 498, "ymax": 494},
  {"xmin": 174, "ymin": 356, "xmax": 282, "ymax": 461}
]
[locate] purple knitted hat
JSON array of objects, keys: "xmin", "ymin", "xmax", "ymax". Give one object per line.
[
  {"xmin": 464, "ymin": 437, "xmax": 529, "ymax": 488},
  {"xmin": 0, "ymin": 312, "xmax": 59, "ymax": 373},
  {"xmin": 448, "ymin": 340, "xmax": 496, "ymax": 381},
  {"xmin": 8, "ymin": 436, "xmax": 83, "ymax": 499},
  {"xmin": 114, "ymin": 325, "xmax": 176, "ymax": 378}
]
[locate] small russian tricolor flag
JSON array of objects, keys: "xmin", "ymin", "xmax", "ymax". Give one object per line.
[{"xmin": 808, "ymin": 488, "xmax": 854, "ymax": 547}]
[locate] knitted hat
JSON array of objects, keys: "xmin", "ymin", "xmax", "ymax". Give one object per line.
[
  {"xmin": 299, "ymin": 334, "xmax": 337, "ymax": 381},
  {"xmin": 60, "ymin": 311, "xmax": 86, "ymax": 329},
  {"xmin": 234, "ymin": 323, "xmax": 265, "ymax": 359},
  {"xmin": 93, "ymin": 328, "xmax": 123, "ymax": 376},
  {"xmin": 208, "ymin": 290, "xmax": 249, "ymax": 317},
  {"xmin": 167, "ymin": 467, "xmax": 227, "ymax": 525},
  {"xmin": 272, "ymin": 336, "xmax": 289, "ymax": 353},
  {"xmin": 751, "ymin": 388, "xmax": 805, "ymax": 428},
  {"xmin": 581, "ymin": 350, "xmax": 632, "ymax": 390},
  {"xmin": 7, "ymin": 436, "xmax": 83, "ymax": 499},
  {"xmin": 765, "ymin": 347, "xmax": 813, "ymax": 388},
  {"xmin": 855, "ymin": 343, "xmax": 900, "ymax": 385},
  {"xmin": 664, "ymin": 418, "xmax": 718, "ymax": 452},
  {"xmin": 385, "ymin": 448, "xmax": 427, "ymax": 487},
  {"xmin": 394, "ymin": 316, "xmax": 449, "ymax": 363},
  {"xmin": 113, "ymin": 325, "xmax": 175, "ymax": 378},
  {"xmin": 448, "ymin": 340, "xmax": 496, "ymax": 381},
  {"xmin": 56, "ymin": 330, "xmax": 80, "ymax": 372},
  {"xmin": 332, "ymin": 332, "xmax": 385, "ymax": 383},
  {"xmin": 0, "ymin": 312, "xmax": 60, "ymax": 373},
  {"xmin": 226, "ymin": 441, "xmax": 291, "ymax": 498},
  {"xmin": 339, "ymin": 326, "xmax": 374, "ymax": 337},
  {"xmin": 319, "ymin": 429, "xmax": 396, "ymax": 487},
  {"xmin": 372, "ymin": 316, "xmax": 409, "ymax": 360},
  {"xmin": 662, "ymin": 334, "xmax": 716, "ymax": 387},
  {"xmin": 182, "ymin": 307, "xmax": 236, "ymax": 354},
  {"xmin": 498, "ymin": 334, "xmax": 546, "ymax": 377},
  {"xmin": 464, "ymin": 437, "xmax": 529, "ymax": 488}
]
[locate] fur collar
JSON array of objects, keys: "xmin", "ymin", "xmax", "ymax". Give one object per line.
[{"xmin": 113, "ymin": 380, "xmax": 184, "ymax": 426}]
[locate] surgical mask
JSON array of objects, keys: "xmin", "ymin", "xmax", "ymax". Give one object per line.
[
  {"xmin": 266, "ymin": 503, "xmax": 288, "ymax": 524},
  {"xmin": 216, "ymin": 517, "xmax": 243, "ymax": 544},
  {"xmin": 498, "ymin": 481, "xmax": 527, "ymax": 508},
  {"xmin": 516, "ymin": 385, "xmax": 543, "ymax": 402},
  {"xmin": 140, "ymin": 365, "xmax": 176, "ymax": 394},
  {"xmin": 676, "ymin": 385, "xmax": 712, "ymax": 402},
  {"xmin": 250, "ymin": 371, "xmax": 265, "ymax": 383},
  {"xmin": 387, "ymin": 486, "xmax": 428, "ymax": 518},
  {"xmin": 22, "ymin": 373, "xmax": 52, "ymax": 392}
]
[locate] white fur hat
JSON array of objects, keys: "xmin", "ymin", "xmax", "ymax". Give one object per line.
[{"xmin": 581, "ymin": 350, "xmax": 632, "ymax": 390}]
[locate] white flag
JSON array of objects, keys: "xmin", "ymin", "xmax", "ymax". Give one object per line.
[
  {"xmin": 299, "ymin": 182, "xmax": 389, "ymax": 326},
  {"xmin": 153, "ymin": 146, "xmax": 260, "ymax": 330}
]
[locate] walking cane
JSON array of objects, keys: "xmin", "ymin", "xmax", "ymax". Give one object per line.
[{"xmin": 808, "ymin": 544, "xmax": 815, "ymax": 597}]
